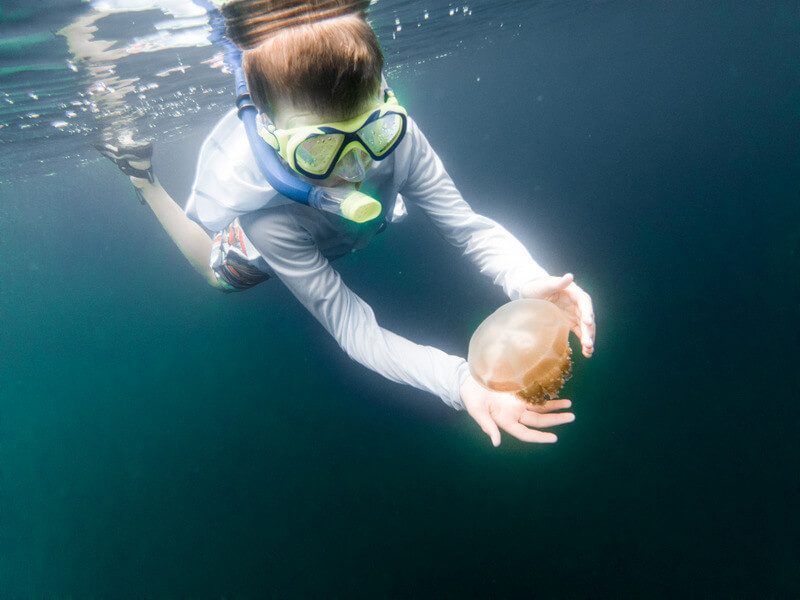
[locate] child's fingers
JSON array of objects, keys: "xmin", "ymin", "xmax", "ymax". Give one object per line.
[
  {"xmin": 529, "ymin": 399, "xmax": 572, "ymax": 413},
  {"xmin": 469, "ymin": 408, "xmax": 502, "ymax": 447},
  {"xmin": 501, "ymin": 421, "xmax": 558, "ymax": 444},
  {"xmin": 581, "ymin": 325, "xmax": 595, "ymax": 357},
  {"xmin": 519, "ymin": 410, "xmax": 575, "ymax": 428},
  {"xmin": 554, "ymin": 272, "xmax": 574, "ymax": 291},
  {"xmin": 522, "ymin": 273, "xmax": 573, "ymax": 299},
  {"xmin": 580, "ymin": 312, "xmax": 595, "ymax": 357},
  {"xmin": 561, "ymin": 284, "xmax": 595, "ymax": 357},
  {"xmin": 579, "ymin": 294, "xmax": 596, "ymax": 346},
  {"xmin": 548, "ymin": 273, "xmax": 574, "ymax": 297}
]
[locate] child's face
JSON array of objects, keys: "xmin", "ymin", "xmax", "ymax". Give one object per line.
[{"xmin": 271, "ymin": 94, "xmax": 381, "ymax": 188}]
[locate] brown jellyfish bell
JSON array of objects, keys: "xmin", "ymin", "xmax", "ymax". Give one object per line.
[{"xmin": 468, "ymin": 299, "xmax": 573, "ymax": 405}]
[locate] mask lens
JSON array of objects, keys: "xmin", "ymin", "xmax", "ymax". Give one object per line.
[
  {"xmin": 359, "ymin": 113, "xmax": 404, "ymax": 156},
  {"xmin": 333, "ymin": 148, "xmax": 372, "ymax": 182},
  {"xmin": 295, "ymin": 133, "xmax": 344, "ymax": 175}
]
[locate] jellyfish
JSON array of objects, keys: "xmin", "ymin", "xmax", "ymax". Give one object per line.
[{"xmin": 467, "ymin": 299, "xmax": 573, "ymax": 405}]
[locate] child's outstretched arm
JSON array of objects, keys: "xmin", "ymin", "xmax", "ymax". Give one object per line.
[
  {"xmin": 241, "ymin": 207, "xmax": 470, "ymax": 411},
  {"xmin": 240, "ymin": 206, "xmax": 576, "ymax": 446},
  {"xmin": 399, "ymin": 119, "xmax": 596, "ymax": 357}
]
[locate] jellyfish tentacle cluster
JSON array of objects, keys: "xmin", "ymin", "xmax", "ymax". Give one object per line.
[{"xmin": 467, "ymin": 299, "xmax": 573, "ymax": 405}]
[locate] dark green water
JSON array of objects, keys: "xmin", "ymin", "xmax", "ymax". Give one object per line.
[{"xmin": 1, "ymin": 1, "xmax": 799, "ymax": 598}]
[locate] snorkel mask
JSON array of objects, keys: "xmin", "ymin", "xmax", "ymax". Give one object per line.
[
  {"xmin": 254, "ymin": 89, "xmax": 407, "ymax": 223},
  {"xmin": 257, "ymin": 89, "xmax": 408, "ymax": 181}
]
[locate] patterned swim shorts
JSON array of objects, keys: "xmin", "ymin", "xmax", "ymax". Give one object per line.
[{"xmin": 209, "ymin": 218, "xmax": 271, "ymax": 292}]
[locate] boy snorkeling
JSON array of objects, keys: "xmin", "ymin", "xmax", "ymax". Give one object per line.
[{"xmin": 97, "ymin": 0, "xmax": 596, "ymax": 447}]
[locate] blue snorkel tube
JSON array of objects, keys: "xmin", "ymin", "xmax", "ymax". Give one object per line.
[{"xmin": 202, "ymin": 1, "xmax": 382, "ymax": 223}]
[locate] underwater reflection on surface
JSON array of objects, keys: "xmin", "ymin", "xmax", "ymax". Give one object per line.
[{"xmin": 0, "ymin": 0, "xmax": 602, "ymax": 181}]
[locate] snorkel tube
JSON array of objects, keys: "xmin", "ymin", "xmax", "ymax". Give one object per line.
[{"xmin": 203, "ymin": 1, "xmax": 382, "ymax": 223}]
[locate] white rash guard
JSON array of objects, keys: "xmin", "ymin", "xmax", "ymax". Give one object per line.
[{"xmin": 186, "ymin": 109, "xmax": 549, "ymax": 410}]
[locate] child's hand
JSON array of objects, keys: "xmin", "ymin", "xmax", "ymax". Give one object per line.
[
  {"xmin": 460, "ymin": 376, "xmax": 575, "ymax": 447},
  {"xmin": 521, "ymin": 273, "xmax": 596, "ymax": 358}
]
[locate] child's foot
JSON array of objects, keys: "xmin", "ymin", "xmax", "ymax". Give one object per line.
[{"xmin": 94, "ymin": 139, "xmax": 155, "ymax": 183}]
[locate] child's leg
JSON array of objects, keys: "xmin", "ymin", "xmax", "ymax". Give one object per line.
[
  {"xmin": 97, "ymin": 141, "xmax": 222, "ymax": 288},
  {"xmin": 133, "ymin": 169, "xmax": 271, "ymax": 293},
  {"xmin": 129, "ymin": 164, "xmax": 224, "ymax": 289},
  {"xmin": 98, "ymin": 144, "xmax": 268, "ymax": 292}
]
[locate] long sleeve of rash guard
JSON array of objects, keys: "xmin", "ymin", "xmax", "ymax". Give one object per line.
[
  {"xmin": 240, "ymin": 206, "xmax": 471, "ymax": 410},
  {"xmin": 399, "ymin": 120, "xmax": 549, "ymax": 299}
]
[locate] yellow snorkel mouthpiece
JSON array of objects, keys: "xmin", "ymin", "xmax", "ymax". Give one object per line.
[
  {"xmin": 339, "ymin": 190, "xmax": 382, "ymax": 223},
  {"xmin": 307, "ymin": 186, "xmax": 382, "ymax": 223}
]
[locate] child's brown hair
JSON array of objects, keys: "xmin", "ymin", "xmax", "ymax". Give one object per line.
[{"xmin": 224, "ymin": 0, "xmax": 383, "ymax": 119}]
